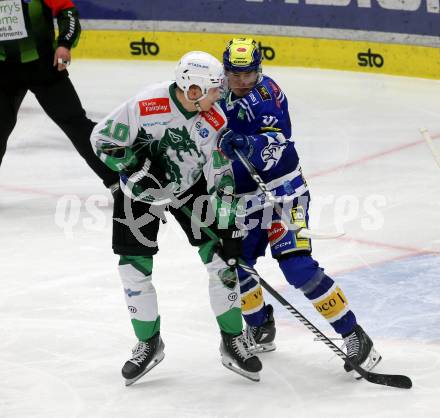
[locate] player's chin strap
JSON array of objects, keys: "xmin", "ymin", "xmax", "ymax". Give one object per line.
[
  {"xmin": 233, "ymin": 149, "xmax": 344, "ymax": 240},
  {"xmin": 183, "ymin": 90, "xmax": 206, "ymax": 113},
  {"xmin": 194, "ymin": 101, "xmax": 202, "ymax": 112}
]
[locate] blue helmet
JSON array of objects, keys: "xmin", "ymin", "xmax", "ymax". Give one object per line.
[{"xmin": 223, "ymin": 38, "xmax": 262, "ymax": 73}]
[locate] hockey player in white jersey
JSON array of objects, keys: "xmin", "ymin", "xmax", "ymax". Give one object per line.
[{"xmin": 90, "ymin": 51, "xmax": 262, "ymax": 385}]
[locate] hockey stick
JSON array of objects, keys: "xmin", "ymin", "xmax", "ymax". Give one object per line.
[
  {"xmin": 181, "ymin": 206, "xmax": 412, "ymax": 389},
  {"xmin": 420, "ymin": 128, "xmax": 440, "ymax": 168},
  {"xmin": 233, "ymin": 150, "xmax": 344, "ymax": 240},
  {"xmin": 238, "ymin": 263, "xmax": 412, "ymax": 389}
]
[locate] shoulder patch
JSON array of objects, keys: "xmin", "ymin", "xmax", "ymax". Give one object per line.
[
  {"xmin": 267, "ymin": 80, "xmax": 283, "ymax": 108},
  {"xmin": 201, "ymin": 108, "xmax": 226, "ymax": 131},
  {"xmin": 256, "ymin": 85, "xmax": 272, "ymax": 101},
  {"xmin": 268, "ymin": 80, "xmax": 281, "ymax": 96},
  {"xmin": 139, "ymin": 98, "xmax": 171, "ymax": 116}
]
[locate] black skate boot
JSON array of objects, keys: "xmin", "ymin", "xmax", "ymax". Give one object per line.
[
  {"xmin": 245, "ymin": 304, "xmax": 276, "ymax": 353},
  {"xmin": 342, "ymin": 325, "xmax": 381, "ymax": 376},
  {"xmin": 122, "ymin": 332, "xmax": 165, "ymax": 386},
  {"xmin": 220, "ymin": 330, "xmax": 263, "ymax": 382}
]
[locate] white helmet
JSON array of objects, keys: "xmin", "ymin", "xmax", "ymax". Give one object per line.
[{"xmin": 175, "ymin": 51, "xmax": 224, "ymax": 103}]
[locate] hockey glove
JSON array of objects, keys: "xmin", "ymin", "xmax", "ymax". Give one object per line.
[
  {"xmin": 218, "ymin": 129, "xmax": 252, "ymax": 161},
  {"xmin": 95, "ymin": 140, "xmax": 139, "ymax": 172},
  {"xmin": 119, "ymin": 158, "xmax": 179, "ymax": 206},
  {"xmin": 216, "ymin": 227, "xmax": 244, "ymax": 267}
]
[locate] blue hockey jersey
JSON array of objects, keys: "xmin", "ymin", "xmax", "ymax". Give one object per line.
[{"xmin": 220, "ymin": 75, "xmax": 308, "ymax": 211}]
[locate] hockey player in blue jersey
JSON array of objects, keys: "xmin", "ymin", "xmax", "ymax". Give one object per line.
[{"xmin": 218, "ymin": 38, "xmax": 381, "ymax": 375}]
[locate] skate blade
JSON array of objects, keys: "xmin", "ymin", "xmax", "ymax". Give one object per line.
[
  {"xmin": 221, "ymin": 357, "xmax": 260, "ymax": 382},
  {"xmin": 124, "ymin": 351, "xmax": 165, "ymax": 387},
  {"xmin": 353, "ymin": 347, "xmax": 382, "ymax": 380},
  {"xmin": 250, "ymin": 342, "xmax": 276, "ymax": 354}
]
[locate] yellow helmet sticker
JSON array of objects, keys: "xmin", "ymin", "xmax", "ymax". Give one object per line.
[{"xmin": 229, "ymin": 38, "xmax": 258, "ymax": 68}]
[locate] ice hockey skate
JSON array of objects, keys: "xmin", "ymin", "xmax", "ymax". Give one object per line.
[
  {"xmin": 343, "ymin": 325, "xmax": 381, "ymax": 378},
  {"xmin": 245, "ymin": 304, "xmax": 277, "ymax": 353},
  {"xmin": 220, "ymin": 330, "xmax": 262, "ymax": 382},
  {"xmin": 122, "ymin": 332, "xmax": 165, "ymax": 386}
]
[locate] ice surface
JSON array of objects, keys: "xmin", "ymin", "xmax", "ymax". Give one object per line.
[{"xmin": 1, "ymin": 60, "xmax": 439, "ymax": 417}]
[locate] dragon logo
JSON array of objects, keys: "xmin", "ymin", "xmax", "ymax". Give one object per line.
[{"xmin": 162, "ymin": 127, "xmax": 201, "ymax": 162}]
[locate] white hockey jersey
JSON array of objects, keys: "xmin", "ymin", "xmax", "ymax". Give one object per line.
[{"xmin": 91, "ymin": 81, "xmax": 233, "ymax": 200}]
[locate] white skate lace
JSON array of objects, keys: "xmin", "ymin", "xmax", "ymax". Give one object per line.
[
  {"xmin": 244, "ymin": 326, "xmax": 258, "ymax": 350},
  {"xmin": 232, "ymin": 333, "xmax": 254, "ymax": 360},
  {"xmin": 129, "ymin": 341, "xmax": 151, "ymax": 366},
  {"xmin": 343, "ymin": 333, "xmax": 360, "ymax": 358}
]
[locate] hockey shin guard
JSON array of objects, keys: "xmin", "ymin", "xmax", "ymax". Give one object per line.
[
  {"xmin": 237, "ymin": 265, "xmax": 267, "ymax": 327},
  {"xmin": 118, "ymin": 255, "xmax": 160, "ymax": 341},
  {"xmin": 199, "ymin": 241, "xmax": 243, "ymax": 335},
  {"xmin": 279, "ymin": 255, "xmax": 357, "ymax": 335},
  {"xmin": 301, "ymin": 272, "xmax": 356, "ymax": 335}
]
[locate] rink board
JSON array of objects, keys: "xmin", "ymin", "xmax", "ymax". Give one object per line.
[
  {"xmin": 74, "ymin": 0, "xmax": 439, "ymax": 38},
  {"xmin": 75, "ymin": 30, "xmax": 440, "ymax": 79}
]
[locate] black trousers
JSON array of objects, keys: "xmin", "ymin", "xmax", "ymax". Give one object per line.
[{"xmin": 0, "ymin": 56, "xmax": 118, "ymax": 187}]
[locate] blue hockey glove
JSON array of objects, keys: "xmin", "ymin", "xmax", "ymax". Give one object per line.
[{"xmin": 218, "ymin": 129, "xmax": 252, "ymax": 161}]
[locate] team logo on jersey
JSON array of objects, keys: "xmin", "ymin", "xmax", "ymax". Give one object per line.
[
  {"xmin": 256, "ymin": 85, "xmax": 271, "ymax": 101},
  {"xmin": 268, "ymin": 220, "xmax": 288, "ymax": 245},
  {"xmin": 262, "ymin": 115, "xmax": 278, "ymax": 127},
  {"xmin": 261, "ymin": 140, "xmax": 287, "ymax": 170},
  {"xmin": 139, "ymin": 98, "xmax": 171, "ymax": 116},
  {"xmin": 128, "ymin": 306, "xmax": 137, "ymax": 313},
  {"xmin": 199, "ymin": 128, "xmax": 209, "ymax": 138},
  {"xmin": 237, "ymin": 108, "xmax": 246, "ymax": 120},
  {"xmin": 201, "ymin": 108, "xmax": 225, "ymax": 131}
]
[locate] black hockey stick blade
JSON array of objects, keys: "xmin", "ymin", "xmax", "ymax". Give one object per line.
[
  {"xmin": 251, "ymin": 272, "xmax": 414, "ymax": 390},
  {"xmin": 362, "ymin": 370, "xmax": 412, "ymax": 389}
]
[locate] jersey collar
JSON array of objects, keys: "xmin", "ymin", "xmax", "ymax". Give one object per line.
[{"xmin": 169, "ymin": 83, "xmax": 198, "ymax": 120}]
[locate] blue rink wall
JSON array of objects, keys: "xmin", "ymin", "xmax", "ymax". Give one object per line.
[
  {"xmin": 75, "ymin": 0, "xmax": 439, "ymax": 38},
  {"xmin": 73, "ymin": 1, "xmax": 440, "ymax": 78}
]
